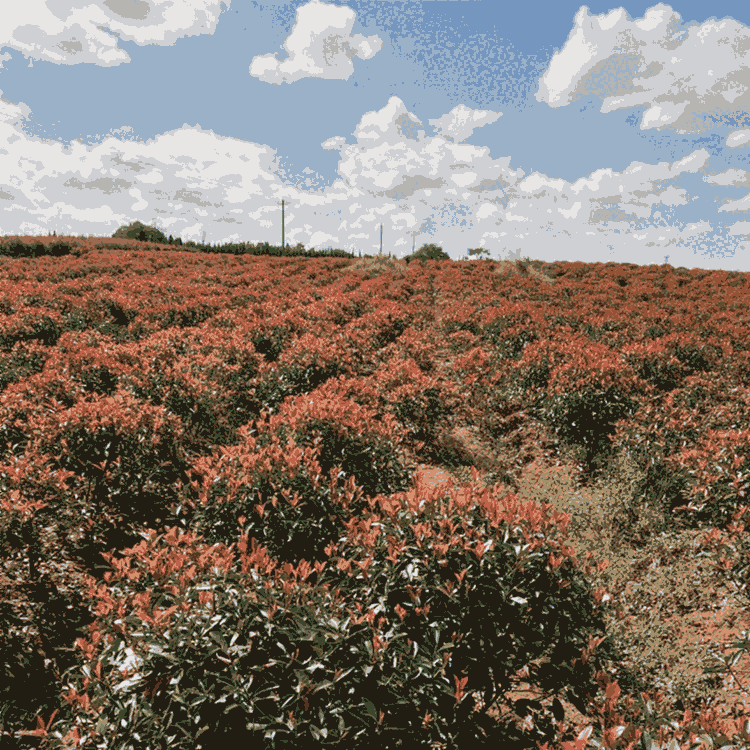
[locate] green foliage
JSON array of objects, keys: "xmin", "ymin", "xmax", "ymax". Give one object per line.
[
  {"xmin": 535, "ymin": 387, "xmax": 639, "ymax": 482},
  {"xmin": 293, "ymin": 418, "xmax": 412, "ymax": 504},
  {"xmin": 189, "ymin": 453, "xmax": 397, "ymax": 570},
  {"xmin": 442, "ymin": 318, "xmax": 479, "ymax": 337},
  {"xmin": 164, "ymin": 386, "xmax": 240, "ymax": 451},
  {"xmin": 519, "ymin": 358, "xmax": 551, "ymax": 393},
  {"xmin": 630, "ymin": 355, "xmax": 683, "ymax": 393},
  {"xmin": 251, "ymin": 326, "xmax": 289, "ymax": 363},
  {"xmin": 112, "ymin": 221, "xmax": 169, "ymax": 244},
  {"xmin": 48, "ymin": 488, "xmax": 628, "ymax": 750},
  {"xmin": 481, "ymin": 319, "xmax": 539, "ymax": 362},
  {"xmin": 0, "ymin": 343, "xmax": 49, "ymax": 393},
  {"xmin": 625, "ymin": 449, "xmax": 695, "ymax": 533},
  {"xmin": 47, "ymin": 418, "xmax": 191, "ymax": 574},
  {"xmin": 253, "ymin": 361, "xmax": 349, "ymax": 416},
  {"xmin": 393, "ymin": 386, "xmax": 453, "ymax": 446},
  {"xmin": 0, "ymin": 240, "xmax": 45, "ymax": 258},
  {"xmin": 0, "ymin": 579, "xmax": 95, "ymax": 745},
  {"xmin": 644, "ymin": 325, "xmax": 665, "ymax": 340},
  {"xmin": 0, "ymin": 315, "xmax": 62, "ymax": 350},
  {"xmin": 670, "ymin": 343, "xmax": 712, "ymax": 374},
  {"xmin": 153, "ymin": 305, "xmax": 216, "ymax": 330},
  {"xmin": 405, "ymin": 243, "xmax": 450, "ymax": 264},
  {"xmin": 48, "ymin": 241, "xmax": 73, "ymax": 257},
  {"xmin": 372, "ymin": 316, "xmax": 408, "ymax": 348},
  {"xmin": 77, "ymin": 365, "xmax": 119, "ymax": 397}
]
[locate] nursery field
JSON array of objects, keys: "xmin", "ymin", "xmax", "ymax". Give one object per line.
[{"xmin": 3, "ymin": 237, "xmax": 750, "ymax": 748}]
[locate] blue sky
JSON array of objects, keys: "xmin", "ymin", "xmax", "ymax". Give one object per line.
[{"xmin": 2, "ymin": 1, "xmax": 750, "ymax": 269}]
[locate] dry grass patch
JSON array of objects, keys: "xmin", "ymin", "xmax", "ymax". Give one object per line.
[{"xmin": 447, "ymin": 435, "xmax": 750, "ymax": 715}]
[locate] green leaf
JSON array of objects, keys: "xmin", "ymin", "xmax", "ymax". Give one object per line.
[
  {"xmin": 364, "ymin": 700, "xmax": 377, "ymax": 719},
  {"xmin": 209, "ymin": 631, "xmax": 228, "ymax": 652}
]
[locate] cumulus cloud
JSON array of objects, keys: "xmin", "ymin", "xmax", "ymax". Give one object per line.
[
  {"xmin": 249, "ymin": 0, "xmax": 382, "ymax": 84},
  {"xmin": 727, "ymin": 129, "xmax": 750, "ymax": 147},
  {"xmin": 0, "ymin": 90, "xmax": 32, "ymax": 124},
  {"xmin": 719, "ymin": 193, "xmax": 750, "ymax": 213},
  {"xmin": 320, "ymin": 97, "xmax": 717, "ymax": 259},
  {"xmin": 704, "ymin": 168, "xmax": 750, "ymax": 185},
  {"xmin": 0, "ymin": 0, "xmax": 231, "ymax": 67},
  {"xmin": 0, "ymin": 91, "xmax": 288, "ymax": 242},
  {"xmin": 537, "ymin": 3, "xmax": 750, "ymax": 132},
  {"xmin": 428, "ymin": 104, "xmax": 502, "ymax": 143}
]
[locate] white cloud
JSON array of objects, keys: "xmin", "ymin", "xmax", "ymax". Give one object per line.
[
  {"xmin": 0, "ymin": 100, "xmax": 290, "ymax": 242},
  {"xmin": 682, "ymin": 220, "xmax": 712, "ymax": 236},
  {"xmin": 249, "ymin": 0, "xmax": 382, "ymax": 85},
  {"xmin": 727, "ymin": 129, "xmax": 750, "ymax": 147},
  {"xmin": 0, "ymin": 0, "xmax": 231, "ymax": 67},
  {"xmin": 719, "ymin": 193, "xmax": 750, "ymax": 212},
  {"xmin": 0, "ymin": 90, "xmax": 33, "ymax": 124},
  {"xmin": 704, "ymin": 168, "xmax": 750, "ymax": 185},
  {"xmin": 428, "ymin": 104, "xmax": 502, "ymax": 143},
  {"xmin": 537, "ymin": 3, "xmax": 750, "ymax": 132}
]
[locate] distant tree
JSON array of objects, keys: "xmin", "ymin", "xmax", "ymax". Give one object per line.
[
  {"xmin": 113, "ymin": 221, "xmax": 168, "ymax": 244},
  {"xmin": 406, "ymin": 243, "xmax": 450, "ymax": 264},
  {"xmin": 468, "ymin": 247, "xmax": 492, "ymax": 260}
]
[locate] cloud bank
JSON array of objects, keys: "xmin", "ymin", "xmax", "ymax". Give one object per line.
[
  {"xmin": 0, "ymin": 0, "xmax": 231, "ymax": 67},
  {"xmin": 536, "ymin": 3, "xmax": 750, "ymax": 133},
  {"xmin": 0, "ymin": 86, "xmax": 739, "ymax": 268},
  {"xmin": 0, "ymin": 1, "xmax": 749, "ymax": 269}
]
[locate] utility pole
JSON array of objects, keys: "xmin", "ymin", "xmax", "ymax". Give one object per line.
[
  {"xmin": 380, "ymin": 223, "xmax": 383, "ymax": 255},
  {"xmin": 277, "ymin": 199, "xmax": 291, "ymax": 250}
]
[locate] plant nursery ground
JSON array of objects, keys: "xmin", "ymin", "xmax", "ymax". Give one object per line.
[{"xmin": 2, "ymin": 239, "xmax": 750, "ymax": 749}]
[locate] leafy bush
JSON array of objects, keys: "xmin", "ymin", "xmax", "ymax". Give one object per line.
[
  {"xmin": 623, "ymin": 451, "xmax": 695, "ymax": 533},
  {"xmin": 405, "ymin": 244, "xmax": 450, "ymax": 264},
  {"xmin": 48, "ymin": 240, "xmax": 73, "ymax": 257},
  {"xmin": 481, "ymin": 319, "xmax": 540, "ymax": 362},
  {"xmin": 535, "ymin": 387, "xmax": 638, "ymax": 481},
  {"xmin": 253, "ymin": 360, "xmax": 349, "ymax": 416},
  {"xmin": 392, "ymin": 386, "xmax": 451, "ymax": 446},
  {"xmin": 36, "ymin": 396, "xmax": 190, "ymax": 570},
  {"xmin": 0, "ymin": 240, "xmax": 44, "ymax": 257},
  {"xmin": 182, "ymin": 397, "xmax": 412, "ymax": 568},
  {"xmin": 44, "ymin": 481, "xmax": 633, "ymax": 750},
  {"xmin": 290, "ymin": 418, "xmax": 411, "ymax": 503},
  {"xmin": 632, "ymin": 355, "xmax": 683, "ymax": 392},
  {"xmin": 0, "ymin": 342, "xmax": 49, "ymax": 393},
  {"xmin": 0, "ymin": 314, "xmax": 62, "ymax": 350},
  {"xmin": 0, "ymin": 574, "xmax": 97, "ymax": 743},
  {"xmin": 251, "ymin": 326, "xmax": 289, "ymax": 363},
  {"xmin": 112, "ymin": 221, "xmax": 169, "ymax": 244}
]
